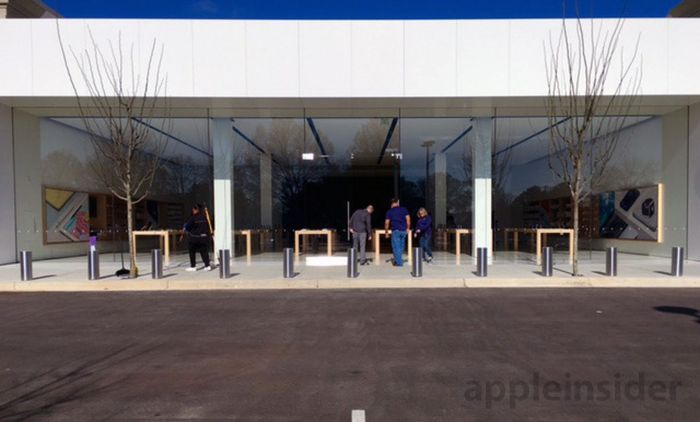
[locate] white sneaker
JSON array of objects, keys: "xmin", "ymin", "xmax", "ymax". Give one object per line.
[
  {"xmin": 204, "ymin": 266, "xmax": 213, "ymax": 271},
  {"xmin": 185, "ymin": 267, "xmax": 198, "ymax": 272}
]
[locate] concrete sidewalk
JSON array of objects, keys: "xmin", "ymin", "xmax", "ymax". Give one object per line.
[{"xmin": 1, "ymin": 251, "xmax": 699, "ymax": 292}]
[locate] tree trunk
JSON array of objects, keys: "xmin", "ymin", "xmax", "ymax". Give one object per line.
[
  {"xmin": 127, "ymin": 194, "xmax": 139, "ymax": 278},
  {"xmin": 572, "ymin": 194, "xmax": 580, "ymax": 276}
]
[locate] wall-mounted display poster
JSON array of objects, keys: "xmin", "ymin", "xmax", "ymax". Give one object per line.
[
  {"xmin": 44, "ymin": 187, "xmax": 90, "ymax": 244},
  {"xmin": 599, "ymin": 185, "xmax": 660, "ymax": 241}
]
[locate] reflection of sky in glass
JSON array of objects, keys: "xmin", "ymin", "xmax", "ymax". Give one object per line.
[
  {"xmin": 47, "ymin": 117, "xmax": 211, "ymax": 165},
  {"xmin": 496, "ymin": 115, "xmax": 659, "ymax": 197}
]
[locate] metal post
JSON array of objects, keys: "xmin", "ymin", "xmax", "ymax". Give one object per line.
[
  {"xmin": 411, "ymin": 247, "xmax": 422, "ymax": 277},
  {"xmin": 283, "ymin": 247, "xmax": 294, "ymax": 278},
  {"xmin": 219, "ymin": 249, "xmax": 231, "ymax": 279},
  {"xmin": 541, "ymin": 247, "xmax": 553, "ymax": 277},
  {"xmin": 605, "ymin": 247, "xmax": 618, "ymax": 277},
  {"xmin": 347, "ymin": 248, "xmax": 358, "ymax": 278},
  {"xmin": 151, "ymin": 249, "xmax": 163, "ymax": 279},
  {"xmin": 671, "ymin": 246, "xmax": 684, "ymax": 277},
  {"xmin": 476, "ymin": 247, "xmax": 488, "ymax": 277},
  {"xmin": 20, "ymin": 250, "xmax": 32, "ymax": 281},
  {"xmin": 88, "ymin": 249, "xmax": 100, "ymax": 280}
]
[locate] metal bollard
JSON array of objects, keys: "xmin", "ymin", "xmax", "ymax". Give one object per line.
[
  {"xmin": 219, "ymin": 249, "xmax": 231, "ymax": 279},
  {"xmin": 605, "ymin": 247, "xmax": 618, "ymax": 277},
  {"xmin": 671, "ymin": 246, "xmax": 684, "ymax": 277},
  {"xmin": 88, "ymin": 249, "xmax": 100, "ymax": 280},
  {"xmin": 20, "ymin": 250, "xmax": 32, "ymax": 281},
  {"xmin": 283, "ymin": 247, "xmax": 294, "ymax": 278},
  {"xmin": 347, "ymin": 248, "xmax": 359, "ymax": 278},
  {"xmin": 411, "ymin": 247, "xmax": 422, "ymax": 277},
  {"xmin": 541, "ymin": 247, "xmax": 553, "ymax": 277},
  {"xmin": 151, "ymin": 249, "xmax": 163, "ymax": 279},
  {"xmin": 476, "ymin": 247, "xmax": 488, "ymax": 277}
]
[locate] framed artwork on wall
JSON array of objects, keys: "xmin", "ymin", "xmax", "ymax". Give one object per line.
[{"xmin": 43, "ymin": 187, "xmax": 90, "ymax": 244}]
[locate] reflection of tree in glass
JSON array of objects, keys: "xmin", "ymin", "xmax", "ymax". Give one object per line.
[
  {"xmin": 348, "ymin": 119, "xmax": 393, "ymax": 166},
  {"xmin": 248, "ymin": 120, "xmax": 337, "ymax": 228},
  {"xmin": 42, "ymin": 151, "xmax": 89, "ymax": 191}
]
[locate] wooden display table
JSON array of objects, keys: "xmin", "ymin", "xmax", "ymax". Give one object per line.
[
  {"xmin": 503, "ymin": 228, "xmax": 537, "ymax": 252},
  {"xmin": 535, "ymin": 228, "xmax": 574, "ymax": 265},
  {"xmin": 132, "ymin": 230, "xmax": 171, "ymax": 265},
  {"xmin": 373, "ymin": 229, "xmax": 413, "ymax": 266},
  {"xmin": 503, "ymin": 228, "xmax": 574, "ymax": 264},
  {"xmin": 234, "ymin": 229, "xmax": 253, "ymax": 263},
  {"xmin": 294, "ymin": 229, "xmax": 335, "ymax": 260},
  {"xmin": 448, "ymin": 228, "xmax": 472, "ymax": 264}
]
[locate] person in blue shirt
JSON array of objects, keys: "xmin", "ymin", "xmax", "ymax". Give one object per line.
[
  {"xmin": 384, "ymin": 198, "xmax": 411, "ymax": 266},
  {"xmin": 414, "ymin": 207, "xmax": 433, "ymax": 263}
]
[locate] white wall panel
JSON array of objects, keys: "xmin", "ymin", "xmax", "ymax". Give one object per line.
[
  {"xmin": 138, "ymin": 20, "xmax": 194, "ymax": 97},
  {"xmin": 404, "ymin": 20, "xmax": 457, "ymax": 97},
  {"xmin": 32, "ymin": 20, "xmax": 85, "ymax": 96},
  {"xmin": 508, "ymin": 20, "xmax": 559, "ymax": 97},
  {"xmin": 299, "ymin": 21, "xmax": 351, "ymax": 97},
  {"xmin": 457, "ymin": 20, "xmax": 509, "ymax": 97},
  {"xmin": 0, "ymin": 18, "xmax": 697, "ymax": 99},
  {"xmin": 620, "ymin": 19, "xmax": 668, "ymax": 96},
  {"xmin": 192, "ymin": 20, "xmax": 246, "ymax": 97},
  {"xmin": 245, "ymin": 21, "xmax": 299, "ymax": 97},
  {"xmin": 350, "ymin": 21, "xmax": 404, "ymax": 97},
  {"xmin": 0, "ymin": 21, "xmax": 32, "ymax": 96},
  {"xmin": 668, "ymin": 19, "xmax": 700, "ymax": 95}
]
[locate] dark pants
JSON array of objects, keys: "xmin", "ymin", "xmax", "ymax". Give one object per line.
[
  {"xmin": 188, "ymin": 237, "xmax": 210, "ymax": 268},
  {"xmin": 419, "ymin": 233, "xmax": 433, "ymax": 260}
]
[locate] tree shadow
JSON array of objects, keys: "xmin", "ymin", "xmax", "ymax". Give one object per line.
[
  {"xmin": 654, "ymin": 306, "xmax": 700, "ymax": 324},
  {"xmin": 0, "ymin": 342, "xmax": 160, "ymax": 420}
]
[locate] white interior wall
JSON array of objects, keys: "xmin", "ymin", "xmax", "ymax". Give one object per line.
[
  {"xmin": 12, "ymin": 110, "xmax": 91, "ymax": 260},
  {"xmin": 687, "ymin": 104, "xmax": 700, "ymax": 260},
  {"xmin": 0, "ymin": 104, "xmax": 16, "ymax": 264},
  {"xmin": 593, "ymin": 108, "xmax": 689, "ymax": 257}
]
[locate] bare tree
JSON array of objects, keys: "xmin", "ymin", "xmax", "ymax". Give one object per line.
[
  {"xmin": 57, "ymin": 25, "xmax": 170, "ymax": 277},
  {"xmin": 544, "ymin": 16, "xmax": 641, "ymax": 275}
]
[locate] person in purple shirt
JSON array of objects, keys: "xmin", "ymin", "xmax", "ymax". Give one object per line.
[
  {"xmin": 414, "ymin": 207, "xmax": 433, "ymax": 263},
  {"xmin": 384, "ymin": 198, "xmax": 411, "ymax": 266}
]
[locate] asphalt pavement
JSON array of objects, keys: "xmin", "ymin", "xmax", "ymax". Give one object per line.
[{"xmin": 0, "ymin": 289, "xmax": 699, "ymax": 421}]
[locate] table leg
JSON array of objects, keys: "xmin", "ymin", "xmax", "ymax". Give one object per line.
[
  {"xmin": 246, "ymin": 232, "xmax": 252, "ymax": 264},
  {"xmin": 536, "ymin": 232, "xmax": 542, "ymax": 265},
  {"xmin": 294, "ymin": 232, "xmax": 300, "ymax": 261},
  {"xmin": 327, "ymin": 233, "xmax": 332, "ymax": 256},
  {"xmin": 374, "ymin": 232, "xmax": 380, "ymax": 265},
  {"xmin": 514, "ymin": 231, "xmax": 519, "ymax": 252},
  {"xmin": 504, "ymin": 231, "xmax": 508, "ymax": 251},
  {"xmin": 569, "ymin": 231, "xmax": 574, "ymax": 264},
  {"xmin": 456, "ymin": 232, "xmax": 461, "ymax": 265},
  {"xmin": 164, "ymin": 233, "xmax": 170, "ymax": 266}
]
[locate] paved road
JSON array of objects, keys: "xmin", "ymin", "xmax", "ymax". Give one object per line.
[{"xmin": 0, "ymin": 289, "xmax": 699, "ymax": 421}]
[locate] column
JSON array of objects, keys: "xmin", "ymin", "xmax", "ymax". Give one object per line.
[
  {"xmin": 0, "ymin": 104, "xmax": 16, "ymax": 264},
  {"xmin": 471, "ymin": 118, "xmax": 493, "ymax": 262},
  {"xmin": 433, "ymin": 152, "xmax": 447, "ymax": 227},
  {"xmin": 213, "ymin": 118, "xmax": 235, "ymax": 255},
  {"xmin": 260, "ymin": 153, "xmax": 272, "ymax": 227}
]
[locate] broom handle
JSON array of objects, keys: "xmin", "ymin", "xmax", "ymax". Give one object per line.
[{"xmin": 204, "ymin": 207, "xmax": 213, "ymax": 235}]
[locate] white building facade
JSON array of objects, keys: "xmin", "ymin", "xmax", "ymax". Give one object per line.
[{"xmin": 1, "ymin": 18, "xmax": 700, "ymax": 265}]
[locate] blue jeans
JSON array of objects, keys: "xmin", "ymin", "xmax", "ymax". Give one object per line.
[
  {"xmin": 419, "ymin": 234, "xmax": 433, "ymax": 260},
  {"xmin": 391, "ymin": 230, "xmax": 407, "ymax": 266}
]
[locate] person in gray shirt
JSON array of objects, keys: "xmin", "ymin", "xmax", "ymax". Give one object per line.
[{"xmin": 349, "ymin": 205, "xmax": 374, "ymax": 265}]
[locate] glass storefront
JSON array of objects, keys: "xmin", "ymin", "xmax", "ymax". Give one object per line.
[{"xmin": 30, "ymin": 109, "xmax": 664, "ymax": 266}]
